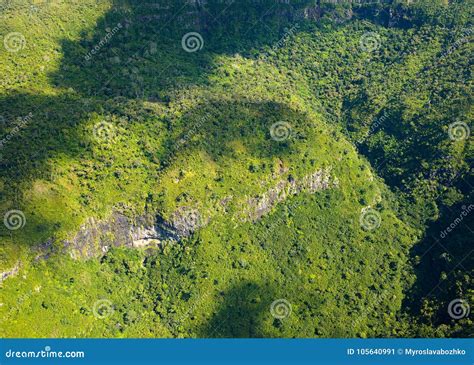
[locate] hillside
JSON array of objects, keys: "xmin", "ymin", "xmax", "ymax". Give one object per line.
[{"xmin": 0, "ymin": 0, "xmax": 472, "ymax": 338}]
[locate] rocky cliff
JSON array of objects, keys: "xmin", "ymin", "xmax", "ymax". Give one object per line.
[{"xmin": 57, "ymin": 168, "xmax": 338, "ymax": 259}]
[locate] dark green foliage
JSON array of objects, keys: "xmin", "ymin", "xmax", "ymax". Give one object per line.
[{"xmin": 0, "ymin": 0, "xmax": 472, "ymax": 338}]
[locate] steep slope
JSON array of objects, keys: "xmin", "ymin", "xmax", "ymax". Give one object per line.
[{"xmin": 0, "ymin": 0, "xmax": 471, "ymax": 337}]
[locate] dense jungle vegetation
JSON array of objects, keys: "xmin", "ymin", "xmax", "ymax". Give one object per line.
[{"xmin": 0, "ymin": 0, "xmax": 472, "ymax": 338}]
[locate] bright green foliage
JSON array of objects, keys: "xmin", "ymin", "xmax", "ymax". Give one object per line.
[{"xmin": 0, "ymin": 0, "xmax": 472, "ymax": 338}]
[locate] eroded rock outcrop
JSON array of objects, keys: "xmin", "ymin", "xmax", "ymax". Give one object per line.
[
  {"xmin": 64, "ymin": 213, "xmax": 168, "ymax": 259},
  {"xmin": 242, "ymin": 168, "xmax": 337, "ymax": 221},
  {"xmin": 0, "ymin": 261, "xmax": 20, "ymax": 283},
  {"xmin": 58, "ymin": 167, "xmax": 337, "ymax": 259}
]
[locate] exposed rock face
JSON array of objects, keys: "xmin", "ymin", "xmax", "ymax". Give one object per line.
[
  {"xmin": 0, "ymin": 261, "xmax": 20, "ymax": 283},
  {"xmin": 242, "ymin": 168, "xmax": 337, "ymax": 221},
  {"xmin": 169, "ymin": 207, "xmax": 205, "ymax": 238},
  {"xmin": 64, "ymin": 213, "xmax": 173, "ymax": 259},
  {"xmin": 62, "ymin": 208, "xmax": 206, "ymax": 259},
  {"xmin": 61, "ymin": 168, "xmax": 338, "ymax": 259},
  {"xmin": 168, "ymin": 168, "xmax": 338, "ymax": 233}
]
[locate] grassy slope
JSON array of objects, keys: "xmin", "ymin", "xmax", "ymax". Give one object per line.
[{"xmin": 0, "ymin": 0, "xmax": 471, "ymax": 337}]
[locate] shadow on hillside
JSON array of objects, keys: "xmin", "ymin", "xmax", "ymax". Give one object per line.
[
  {"xmin": 0, "ymin": 92, "xmax": 307, "ymax": 245},
  {"xmin": 1, "ymin": 0, "xmax": 310, "ymax": 243},
  {"xmin": 1, "ymin": 0, "xmax": 426, "ymax": 239},
  {"xmin": 172, "ymin": 99, "xmax": 310, "ymax": 164},
  {"xmin": 197, "ymin": 281, "xmax": 277, "ymax": 338},
  {"xmin": 2, "ymin": 0, "xmax": 468, "ymax": 338},
  {"xmin": 50, "ymin": 0, "xmax": 304, "ymax": 100},
  {"xmin": 0, "ymin": 92, "xmax": 92, "ymax": 245},
  {"xmin": 401, "ymin": 198, "xmax": 474, "ymax": 337}
]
